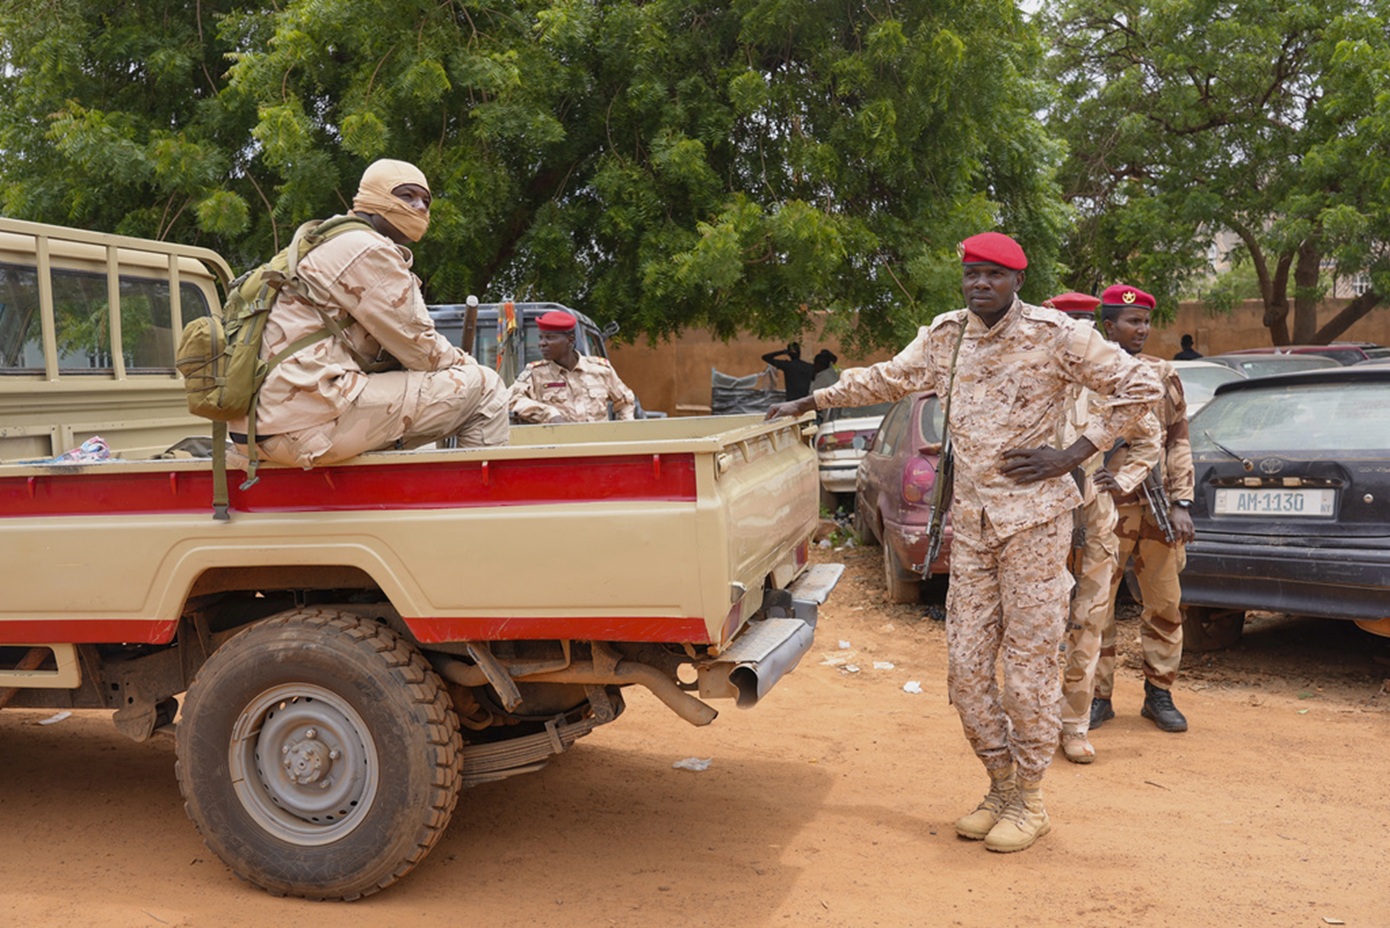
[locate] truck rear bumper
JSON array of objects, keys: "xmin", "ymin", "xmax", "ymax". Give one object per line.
[{"xmin": 697, "ymin": 562, "xmax": 843, "ymax": 708}]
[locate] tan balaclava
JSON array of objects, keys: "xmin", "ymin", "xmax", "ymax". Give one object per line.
[{"xmin": 352, "ymin": 159, "xmax": 431, "ymax": 242}]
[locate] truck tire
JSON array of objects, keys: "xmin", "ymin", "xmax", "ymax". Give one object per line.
[
  {"xmin": 1182, "ymin": 605, "xmax": 1245, "ymax": 652},
  {"xmin": 174, "ymin": 608, "xmax": 462, "ymax": 900},
  {"xmin": 883, "ymin": 544, "xmax": 921, "ymax": 604}
]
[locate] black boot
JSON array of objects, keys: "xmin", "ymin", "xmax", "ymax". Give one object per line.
[
  {"xmin": 1089, "ymin": 697, "xmax": 1115, "ymax": 730},
  {"xmin": 1141, "ymin": 680, "xmax": 1188, "ymax": 732}
]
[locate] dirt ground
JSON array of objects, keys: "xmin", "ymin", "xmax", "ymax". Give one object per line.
[{"xmin": 3, "ymin": 543, "xmax": 1389, "ymax": 928}]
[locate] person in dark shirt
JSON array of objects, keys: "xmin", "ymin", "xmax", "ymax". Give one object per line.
[
  {"xmin": 1173, "ymin": 334, "xmax": 1202, "ymax": 360},
  {"xmin": 762, "ymin": 342, "xmax": 816, "ymax": 400}
]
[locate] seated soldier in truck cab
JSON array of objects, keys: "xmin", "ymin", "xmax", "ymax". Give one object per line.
[{"xmin": 508, "ymin": 311, "xmax": 636, "ymax": 423}]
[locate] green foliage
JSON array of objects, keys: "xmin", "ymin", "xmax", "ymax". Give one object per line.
[
  {"xmin": 1042, "ymin": 0, "xmax": 1390, "ymax": 341},
  {"xmin": 0, "ymin": 0, "xmax": 1067, "ymax": 349}
]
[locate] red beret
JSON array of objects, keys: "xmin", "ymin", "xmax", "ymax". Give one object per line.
[
  {"xmin": 536, "ymin": 310, "xmax": 577, "ymax": 332},
  {"xmin": 1099, "ymin": 284, "xmax": 1155, "ymax": 310},
  {"xmin": 959, "ymin": 232, "xmax": 1027, "ymax": 270},
  {"xmin": 1048, "ymin": 292, "xmax": 1101, "ymax": 314}
]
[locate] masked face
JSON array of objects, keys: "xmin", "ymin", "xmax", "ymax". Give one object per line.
[{"xmin": 352, "ymin": 159, "xmax": 432, "ymax": 242}]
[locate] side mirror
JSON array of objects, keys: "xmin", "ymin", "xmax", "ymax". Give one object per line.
[{"xmin": 601, "ymin": 320, "xmax": 620, "ymax": 341}]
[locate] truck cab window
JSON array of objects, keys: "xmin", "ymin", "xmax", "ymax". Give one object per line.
[{"xmin": 0, "ymin": 261, "xmax": 210, "ymax": 374}]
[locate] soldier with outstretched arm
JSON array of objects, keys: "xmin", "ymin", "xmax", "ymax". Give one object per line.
[{"xmin": 766, "ymin": 233, "xmax": 1163, "ymax": 852}]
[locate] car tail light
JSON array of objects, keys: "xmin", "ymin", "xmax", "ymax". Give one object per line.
[
  {"xmin": 902, "ymin": 456, "xmax": 936, "ymax": 504},
  {"xmin": 818, "ymin": 429, "xmax": 876, "ymax": 452}
]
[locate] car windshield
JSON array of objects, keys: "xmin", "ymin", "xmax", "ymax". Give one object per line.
[
  {"xmin": 826, "ymin": 402, "xmax": 893, "ymax": 422},
  {"xmin": 1233, "ymin": 357, "xmax": 1337, "ymax": 378},
  {"xmin": 1191, "ymin": 381, "xmax": 1390, "ymax": 453},
  {"xmin": 1176, "ymin": 366, "xmax": 1244, "ymax": 409}
]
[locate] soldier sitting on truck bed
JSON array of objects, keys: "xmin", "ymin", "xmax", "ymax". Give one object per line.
[
  {"xmin": 232, "ymin": 158, "xmax": 509, "ymax": 468},
  {"xmin": 508, "ymin": 311, "xmax": 637, "ymax": 423}
]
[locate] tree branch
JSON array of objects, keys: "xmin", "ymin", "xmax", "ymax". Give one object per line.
[{"xmin": 1314, "ymin": 291, "xmax": 1383, "ymax": 343}]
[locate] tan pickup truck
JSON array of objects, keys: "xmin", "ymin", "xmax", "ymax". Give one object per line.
[{"xmin": 0, "ymin": 220, "xmax": 840, "ymax": 901}]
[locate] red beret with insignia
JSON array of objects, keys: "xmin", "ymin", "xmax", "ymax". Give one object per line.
[
  {"xmin": 1099, "ymin": 284, "xmax": 1155, "ymax": 310},
  {"xmin": 1048, "ymin": 292, "xmax": 1101, "ymax": 314},
  {"xmin": 536, "ymin": 310, "xmax": 577, "ymax": 332},
  {"xmin": 959, "ymin": 232, "xmax": 1027, "ymax": 270}
]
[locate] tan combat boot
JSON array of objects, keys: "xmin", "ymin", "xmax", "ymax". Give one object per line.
[
  {"xmin": 984, "ymin": 777, "xmax": 1051, "ymax": 852},
  {"xmin": 954, "ymin": 765, "xmax": 1017, "ymax": 840},
  {"xmin": 1061, "ymin": 726, "xmax": 1096, "ymax": 764}
]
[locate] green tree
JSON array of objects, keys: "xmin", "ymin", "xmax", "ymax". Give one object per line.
[
  {"xmin": 2, "ymin": 0, "xmax": 1066, "ymax": 349},
  {"xmin": 1042, "ymin": 0, "xmax": 1390, "ymax": 345},
  {"xmin": 0, "ymin": 0, "xmax": 255, "ymax": 251}
]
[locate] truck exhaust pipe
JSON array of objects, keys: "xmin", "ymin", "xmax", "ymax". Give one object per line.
[
  {"xmin": 700, "ymin": 616, "xmax": 816, "ymax": 708},
  {"xmin": 698, "ymin": 563, "xmax": 842, "ymax": 709}
]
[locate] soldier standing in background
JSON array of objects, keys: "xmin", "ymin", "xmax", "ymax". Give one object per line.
[
  {"xmin": 1047, "ymin": 292, "xmax": 1163, "ymax": 764},
  {"xmin": 509, "ymin": 311, "xmax": 637, "ymax": 423},
  {"xmin": 766, "ymin": 233, "xmax": 1163, "ymax": 852},
  {"xmin": 1090, "ymin": 285, "xmax": 1196, "ymax": 734}
]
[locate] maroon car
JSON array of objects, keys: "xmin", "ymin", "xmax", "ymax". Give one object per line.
[{"xmin": 853, "ymin": 391, "xmax": 950, "ymax": 602}]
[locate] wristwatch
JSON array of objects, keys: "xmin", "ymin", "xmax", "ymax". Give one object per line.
[{"xmin": 1171, "ymin": 499, "xmax": 1192, "ymax": 510}]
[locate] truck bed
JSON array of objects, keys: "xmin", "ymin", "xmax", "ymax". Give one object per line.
[{"xmin": 0, "ymin": 414, "xmax": 819, "ymax": 651}]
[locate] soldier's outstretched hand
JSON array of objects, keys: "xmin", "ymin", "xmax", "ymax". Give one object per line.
[{"xmin": 765, "ymin": 396, "xmax": 817, "ymax": 420}]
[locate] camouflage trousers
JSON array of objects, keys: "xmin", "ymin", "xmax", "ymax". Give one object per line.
[
  {"xmin": 946, "ymin": 508, "xmax": 1072, "ymax": 782},
  {"xmin": 1060, "ymin": 491, "xmax": 1119, "ymax": 734},
  {"xmin": 256, "ymin": 365, "xmax": 510, "ymax": 469},
  {"xmin": 1094, "ymin": 501, "xmax": 1186, "ymax": 697}
]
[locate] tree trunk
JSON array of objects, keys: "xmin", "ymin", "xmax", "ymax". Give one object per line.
[
  {"xmin": 1291, "ymin": 240, "xmax": 1322, "ymax": 344},
  {"xmin": 1314, "ymin": 291, "xmax": 1384, "ymax": 344},
  {"xmin": 1260, "ymin": 252, "xmax": 1295, "ymax": 346}
]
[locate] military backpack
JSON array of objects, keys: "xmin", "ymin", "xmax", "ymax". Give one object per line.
[{"xmin": 175, "ymin": 215, "xmax": 374, "ymax": 518}]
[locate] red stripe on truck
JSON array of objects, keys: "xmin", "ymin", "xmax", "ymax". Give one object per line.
[
  {"xmin": 404, "ymin": 614, "xmax": 712, "ymax": 644},
  {"xmin": 0, "ymin": 619, "xmax": 178, "ymax": 645},
  {"xmin": 0, "ymin": 615, "xmax": 711, "ymax": 646},
  {"xmin": 0, "ymin": 453, "xmax": 698, "ymax": 517}
]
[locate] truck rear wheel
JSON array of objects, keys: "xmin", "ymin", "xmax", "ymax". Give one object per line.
[{"xmin": 175, "ymin": 608, "xmax": 462, "ymax": 900}]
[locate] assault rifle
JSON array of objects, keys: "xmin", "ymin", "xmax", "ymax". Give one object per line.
[
  {"xmin": 922, "ymin": 434, "xmax": 953, "ymax": 579},
  {"xmin": 1104, "ymin": 439, "xmax": 1175, "ymax": 544},
  {"xmin": 1140, "ymin": 464, "xmax": 1176, "ymax": 544}
]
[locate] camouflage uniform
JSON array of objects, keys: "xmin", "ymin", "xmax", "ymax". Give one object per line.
[
  {"xmin": 1058, "ymin": 400, "xmax": 1162, "ymax": 736},
  {"xmin": 509, "ymin": 355, "xmax": 637, "ymax": 423},
  {"xmin": 232, "ymin": 221, "xmax": 508, "ymax": 468},
  {"xmin": 1095, "ymin": 357, "xmax": 1194, "ymax": 695},
  {"xmin": 814, "ymin": 299, "xmax": 1163, "ymax": 781}
]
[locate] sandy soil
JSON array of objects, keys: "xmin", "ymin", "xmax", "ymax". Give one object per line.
[{"xmin": 3, "ymin": 543, "xmax": 1389, "ymax": 928}]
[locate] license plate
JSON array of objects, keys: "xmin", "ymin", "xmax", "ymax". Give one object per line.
[{"xmin": 1212, "ymin": 488, "xmax": 1336, "ymax": 516}]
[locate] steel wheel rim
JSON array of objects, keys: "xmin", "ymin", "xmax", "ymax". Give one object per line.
[{"xmin": 229, "ymin": 683, "xmax": 379, "ymax": 846}]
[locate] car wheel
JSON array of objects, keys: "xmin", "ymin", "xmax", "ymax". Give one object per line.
[
  {"xmin": 854, "ymin": 503, "xmax": 879, "ymax": 546},
  {"xmin": 1182, "ymin": 605, "xmax": 1245, "ymax": 652},
  {"xmin": 175, "ymin": 608, "xmax": 463, "ymax": 900},
  {"xmin": 883, "ymin": 544, "xmax": 921, "ymax": 604}
]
